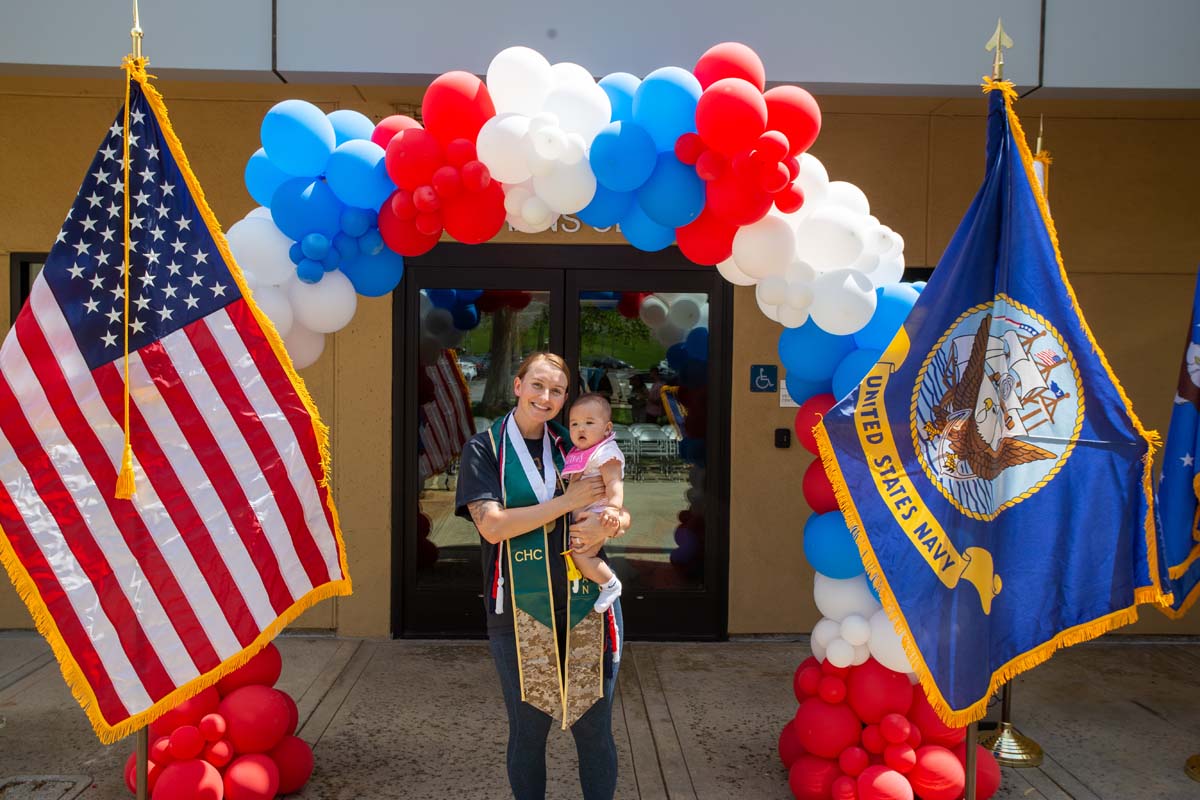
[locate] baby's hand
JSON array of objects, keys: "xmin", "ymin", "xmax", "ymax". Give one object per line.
[{"xmin": 599, "ymin": 506, "xmax": 621, "ymax": 529}]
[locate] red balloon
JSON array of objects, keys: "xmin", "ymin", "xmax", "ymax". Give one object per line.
[
  {"xmin": 802, "ymin": 459, "xmax": 839, "ymax": 513},
  {"xmin": 203, "ymin": 739, "xmax": 233, "ymax": 769},
  {"xmin": 415, "ymin": 211, "xmax": 444, "ymax": 237},
  {"xmin": 617, "ymin": 292, "xmax": 646, "ymax": 319},
  {"xmin": 785, "ymin": 155, "xmax": 801, "ymax": 181},
  {"xmin": 508, "ymin": 291, "xmax": 533, "ymax": 310},
  {"xmin": 281, "ymin": 692, "xmax": 299, "ymax": 735},
  {"xmin": 883, "ymin": 743, "xmax": 916, "ymax": 774},
  {"xmin": 270, "ymin": 735, "xmax": 316, "ymax": 794},
  {"xmin": 778, "ymin": 719, "xmax": 806, "ymax": 768},
  {"xmin": 445, "ymin": 137, "xmax": 477, "ymax": 167},
  {"xmin": 706, "ymin": 172, "xmax": 772, "ymax": 226},
  {"xmin": 694, "ymin": 42, "xmax": 767, "ymax": 92},
  {"xmin": 861, "ymin": 724, "xmax": 886, "ymax": 755},
  {"xmin": 788, "ymin": 754, "xmax": 843, "ymax": 800},
  {"xmin": 756, "ymin": 130, "xmax": 791, "ymax": 163},
  {"xmin": 794, "ymin": 394, "xmax": 836, "ymax": 454},
  {"xmin": 775, "ymin": 183, "xmax": 807, "ymax": 214},
  {"xmin": 908, "ymin": 745, "xmax": 965, "ymax": 800},
  {"xmin": 460, "ymin": 160, "xmax": 492, "ymax": 192},
  {"xmin": 696, "ymin": 78, "xmax": 768, "ymax": 156},
  {"xmin": 906, "ymin": 724, "xmax": 922, "ymax": 749},
  {"xmin": 674, "ymin": 132, "xmax": 706, "ymax": 165},
  {"xmin": 379, "ymin": 198, "xmax": 440, "ymax": 256},
  {"xmin": 907, "ymin": 691, "xmax": 966, "ymax": 748},
  {"xmin": 793, "ymin": 656, "xmax": 821, "ymax": 700},
  {"xmin": 371, "ymin": 114, "xmax": 421, "ymax": 149},
  {"xmin": 152, "ymin": 759, "xmax": 222, "ymax": 800},
  {"xmin": 149, "ymin": 687, "xmax": 220, "ymax": 737},
  {"xmin": 765, "ymin": 85, "xmax": 822, "ymax": 156},
  {"xmin": 760, "ymin": 161, "xmax": 791, "ymax": 193},
  {"xmin": 125, "ymin": 752, "xmax": 164, "ymax": 795},
  {"xmin": 818, "ymin": 675, "xmax": 847, "ymax": 704},
  {"xmin": 695, "ymin": 150, "xmax": 727, "ymax": 182},
  {"xmin": 953, "ymin": 743, "xmax": 1001, "ymax": 800},
  {"xmin": 216, "ymin": 643, "xmax": 282, "ymax": 696},
  {"xmin": 821, "ymin": 659, "xmax": 850, "ymax": 678},
  {"xmin": 879, "ymin": 713, "xmax": 911, "ymax": 745},
  {"xmin": 149, "ymin": 735, "xmax": 173, "ymax": 766},
  {"xmin": 856, "ymin": 765, "xmax": 913, "ymax": 800},
  {"xmin": 676, "ymin": 207, "xmax": 737, "ymax": 266},
  {"xmin": 794, "ymin": 697, "xmax": 862, "ymax": 759},
  {"xmin": 475, "ymin": 290, "xmax": 504, "ymax": 312},
  {"xmin": 224, "ymin": 753, "xmax": 280, "ymax": 800},
  {"xmin": 847, "ymin": 659, "xmax": 915, "ymax": 724},
  {"xmin": 218, "ymin": 685, "xmax": 292, "ymax": 754},
  {"xmin": 832, "ymin": 774, "xmax": 859, "ymax": 800},
  {"xmin": 413, "ymin": 185, "xmax": 441, "ymax": 213},
  {"xmin": 838, "ymin": 746, "xmax": 869, "ymax": 777},
  {"xmin": 421, "ymin": 71, "xmax": 496, "ymax": 149},
  {"xmin": 169, "ymin": 725, "xmax": 204, "ymax": 760},
  {"xmin": 198, "ymin": 712, "xmax": 227, "ymax": 742},
  {"xmin": 432, "ymin": 166, "xmax": 462, "ymax": 200},
  {"xmin": 385, "ymin": 127, "xmax": 443, "ymax": 191},
  {"xmin": 442, "ymin": 181, "xmax": 506, "ymax": 245}
]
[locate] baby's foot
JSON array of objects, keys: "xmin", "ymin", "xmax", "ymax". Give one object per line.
[{"xmin": 594, "ymin": 577, "xmax": 622, "ymax": 613}]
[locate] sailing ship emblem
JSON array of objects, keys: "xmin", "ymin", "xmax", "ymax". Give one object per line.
[{"xmin": 913, "ymin": 295, "xmax": 1084, "ymax": 520}]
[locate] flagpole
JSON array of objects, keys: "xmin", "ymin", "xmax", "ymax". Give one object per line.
[
  {"xmin": 980, "ymin": 683, "xmax": 1044, "ymax": 766},
  {"xmin": 965, "ymin": 722, "xmax": 978, "ymax": 800}
]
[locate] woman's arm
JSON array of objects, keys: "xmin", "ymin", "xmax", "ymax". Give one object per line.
[
  {"xmin": 570, "ymin": 506, "xmax": 632, "ymax": 556},
  {"xmin": 468, "ymin": 476, "xmax": 606, "ymax": 544}
]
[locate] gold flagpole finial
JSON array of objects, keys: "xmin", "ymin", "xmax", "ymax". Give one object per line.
[
  {"xmin": 1035, "ymin": 114, "xmax": 1045, "ymax": 153},
  {"xmin": 131, "ymin": 0, "xmax": 143, "ymax": 59},
  {"xmin": 985, "ymin": 18, "xmax": 1013, "ymax": 80}
]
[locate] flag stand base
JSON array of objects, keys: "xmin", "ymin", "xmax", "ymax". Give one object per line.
[
  {"xmin": 979, "ymin": 721, "xmax": 1044, "ymax": 767},
  {"xmin": 1185, "ymin": 754, "xmax": 1200, "ymax": 782}
]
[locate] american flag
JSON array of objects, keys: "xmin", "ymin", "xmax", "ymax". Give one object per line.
[
  {"xmin": 417, "ymin": 350, "xmax": 475, "ymax": 481},
  {"xmin": 0, "ymin": 72, "xmax": 350, "ymax": 742},
  {"xmin": 1033, "ymin": 348, "xmax": 1062, "ymax": 368}
]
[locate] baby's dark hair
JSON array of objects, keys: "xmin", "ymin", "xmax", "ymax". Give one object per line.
[{"xmin": 571, "ymin": 392, "xmax": 612, "ymax": 419}]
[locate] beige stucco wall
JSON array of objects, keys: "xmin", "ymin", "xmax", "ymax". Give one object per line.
[{"xmin": 1, "ymin": 76, "xmax": 1197, "ymax": 638}]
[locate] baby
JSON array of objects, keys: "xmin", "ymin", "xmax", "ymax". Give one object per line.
[{"xmin": 561, "ymin": 392, "xmax": 625, "ymax": 613}]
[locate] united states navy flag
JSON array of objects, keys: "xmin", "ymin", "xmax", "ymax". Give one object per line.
[
  {"xmin": 1158, "ymin": 270, "xmax": 1200, "ymax": 617},
  {"xmin": 815, "ymin": 80, "xmax": 1170, "ymax": 726}
]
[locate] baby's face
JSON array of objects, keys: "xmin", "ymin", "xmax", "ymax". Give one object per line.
[{"xmin": 569, "ymin": 403, "xmax": 612, "ymax": 448}]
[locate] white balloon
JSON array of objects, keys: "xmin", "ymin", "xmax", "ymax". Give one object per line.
[
  {"xmin": 504, "ymin": 184, "xmax": 534, "ymax": 216},
  {"xmin": 826, "ymin": 181, "xmax": 871, "ymax": 216},
  {"xmin": 754, "ymin": 292, "xmax": 782, "ymax": 323},
  {"xmin": 654, "ymin": 322, "xmax": 686, "ymax": 347},
  {"xmin": 283, "ymin": 323, "xmax": 325, "ymax": 370},
  {"xmin": 872, "ymin": 254, "xmax": 905, "ymax": 287},
  {"xmin": 851, "ymin": 642, "xmax": 871, "ymax": 666},
  {"xmin": 506, "ymin": 213, "xmax": 554, "ymax": 234},
  {"xmin": 811, "ymin": 269, "xmax": 877, "ymax": 336},
  {"xmin": 797, "ymin": 153, "xmax": 830, "ymax": 208},
  {"xmin": 826, "ymin": 638, "xmax": 855, "ymax": 669},
  {"xmin": 794, "ymin": 206, "xmax": 867, "ymax": 270},
  {"xmin": 757, "ymin": 276, "xmax": 788, "ymax": 307},
  {"xmin": 777, "ymin": 304, "xmax": 810, "ymax": 328},
  {"xmin": 246, "ymin": 205, "xmax": 273, "ymax": 221},
  {"xmin": 733, "ymin": 214, "xmax": 797, "ymax": 279},
  {"xmin": 528, "ymin": 111, "xmax": 559, "ymax": 132},
  {"xmin": 543, "ymin": 80, "xmax": 611, "ymax": 141},
  {"xmin": 424, "ymin": 307, "xmax": 454, "ymax": 339},
  {"xmin": 639, "ymin": 296, "xmax": 668, "ymax": 327},
  {"xmin": 868, "ymin": 609, "xmax": 915, "ymax": 674},
  {"xmin": 839, "ymin": 613, "xmax": 871, "ymax": 646},
  {"xmin": 698, "ymin": 302, "xmax": 709, "ymax": 329},
  {"xmin": 716, "ymin": 256, "xmax": 757, "ymax": 286},
  {"xmin": 785, "ymin": 282, "xmax": 814, "ymax": 311},
  {"xmin": 812, "ymin": 617, "xmax": 842, "ymax": 648},
  {"xmin": 240, "ymin": 267, "xmax": 260, "ymax": 291},
  {"xmin": 811, "ymin": 637, "xmax": 827, "ymax": 662},
  {"xmin": 562, "ymin": 133, "xmax": 586, "ymax": 165},
  {"xmin": 419, "ymin": 292, "xmax": 432, "ymax": 317},
  {"xmin": 852, "ymin": 251, "xmax": 881, "ymax": 275},
  {"xmin": 225, "ymin": 216, "xmax": 296, "ymax": 286},
  {"xmin": 487, "ymin": 46, "xmax": 555, "ymax": 116},
  {"xmin": 476, "ymin": 113, "xmax": 534, "ymax": 185},
  {"xmin": 533, "ymin": 158, "xmax": 597, "ymax": 215},
  {"xmin": 813, "ymin": 573, "xmax": 881, "ymax": 623},
  {"xmin": 786, "ymin": 259, "xmax": 817, "ymax": 284},
  {"xmin": 531, "ymin": 125, "xmax": 567, "ymax": 160},
  {"xmin": 250, "ymin": 285, "xmax": 294, "ymax": 338},
  {"xmin": 521, "ymin": 195, "xmax": 553, "ymax": 227},
  {"xmin": 667, "ymin": 297, "xmax": 701, "ymax": 330},
  {"xmin": 550, "ymin": 61, "xmax": 595, "ymax": 87},
  {"xmin": 289, "ymin": 270, "xmax": 357, "ymax": 334}
]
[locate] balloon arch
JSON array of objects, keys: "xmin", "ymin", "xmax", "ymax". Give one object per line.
[{"xmin": 219, "ymin": 41, "xmax": 996, "ymax": 800}]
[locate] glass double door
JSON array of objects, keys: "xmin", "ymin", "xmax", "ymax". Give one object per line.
[{"xmin": 396, "ymin": 252, "xmax": 728, "ymax": 640}]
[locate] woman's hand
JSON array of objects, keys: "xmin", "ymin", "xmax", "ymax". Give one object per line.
[
  {"xmin": 568, "ymin": 511, "xmax": 609, "ymax": 557},
  {"xmin": 563, "ymin": 475, "xmax": 606, "ymax": 511}
]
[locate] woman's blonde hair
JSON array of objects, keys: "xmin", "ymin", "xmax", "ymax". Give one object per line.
[{"xmin": 515, "ymin": 351, "xmax": 571, "ymax": 385}]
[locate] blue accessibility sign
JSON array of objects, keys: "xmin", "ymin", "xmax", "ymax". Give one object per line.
[{"xmin": 750, "ymin": 364, "xmax": 778, "ymax": 393}]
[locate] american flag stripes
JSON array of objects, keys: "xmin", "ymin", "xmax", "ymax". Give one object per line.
[
  {"xmin": 0, "ymin": 64, "xmax": 350, "ymax": 742},
  {"xmin": 417, "ymin": 350, "xmax": 475, "ymax": 481}
]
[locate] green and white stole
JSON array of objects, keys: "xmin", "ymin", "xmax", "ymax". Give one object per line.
[{"xmin": 489, "ymin": 413, "xmax": 606, "ymax": 727}]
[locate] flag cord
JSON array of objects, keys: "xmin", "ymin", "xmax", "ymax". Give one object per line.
[{"xmin": 114, "ymin": 58, "xmax": 141, "ymax": 500}]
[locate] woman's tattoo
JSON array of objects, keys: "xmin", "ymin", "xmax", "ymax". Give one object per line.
[{"xmin": 468, "ymin": 499, "xmax": 500, "ymax": 529}]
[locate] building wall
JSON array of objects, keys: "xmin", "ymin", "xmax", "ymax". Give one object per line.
[{"xmin": 1, "ymin": 75, "xmax": 1197, "ymax": 637}]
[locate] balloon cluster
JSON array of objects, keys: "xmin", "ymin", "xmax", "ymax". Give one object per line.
[
  {"xmin": 122, "ymin": 643, "xmax": 314, "ymax": 800},
  {"xmin": 418, "ymin": 288, "xmax": 532, "ymax": 362},
  {"xmin": 780, "ymin": 656, "xmax": 1001, "ymax": 800}
]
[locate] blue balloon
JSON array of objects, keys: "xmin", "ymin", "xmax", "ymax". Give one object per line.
[
  {"xmin": 632, "ymin": 67, "xmax": 702, "ymax": 152},
  {"xmin": 910, "ymin": 281, "xmax": 927, "ymax": 293},
  {"xmin": 244, "ymin": 148, "xmax": 290, "ymax": 208},
  {"xmin": 325, "ymin": 140, "xmax": 395, "ymax": 210},
  {"xmin": 301, "ymin": 233, "xmax": 330, "ymax": 261},
  {"xmin": 685, "ymin": 327, "xmax": 708, "ymax": 361},
  {"xmin": 599, "ymin": 72, "xmax": 640, "ymax": 123},
  {"xmin": 832, "ymin": 348, "xmax": 883, "ymax": 400},
  {"xmin": 288, "ymin": 242, "xmax": 305, "ymax": 266},
  {"xmin": 803, "ymin": 512, "xmax": 864, "ymax": 579},
  {"xmin": 297, "ymin": 259, "xmax": 324, "ymax": 284},
  {"xmin": 867, "ymin": 578, "xmax": 881, "ymax": 603},
  {"xmin": 778, "ymin": 320, "xmax": 857, "ymax": 382},
  {"xmin": 271, "ymin": 178, "xmax": 344, "ymax": 241},
  {"xmin": 358, "ymin": 228, "xmax": 384, "ymax": 256},
  {"xmin": 577, "ymin": 184, "xmax": 635, "ymax": 228},
  {"xmin": 590, "ymin": 121, "xmax": 657, "ymax": 192},
  {"xmin": 261, "ymin": 99, "xmax": 337, "ymax": 178},
  {"xmin": 340, "ymin": 248, "xmax": 405, "ymax": 297},
  {"xmin": 452, "ymin": 303, "xmax": 480, "ymax": 330},
  {"xmin": 333, "ymin": 232, "xmax": 360, "ymax": 260},
  {"xmin": 637, "ymin": 153, "xmax": 705, "ymax": 228},
  {"xmin": 326, "ymin": 109, "xmax": 375, "ymax": 145},
  {"xmin": 322, "ymin": 249, "xmax": 341, "ymax": 271},
  {"xmin": 785, "ymin": 373, "xmax": 833, "ymax": 405},
  {"xmin": 853, "ymin": 284, "xmax": 919, "ymax": 351},
  {"xmin": 426, "ymin": 289, "xmax": 458, "ymax": 309},
  {"xmin": 666, "ymin": 343, "xmax": 688, "ymax": 370},
  {"xmin": 340, "ymin": 207, "xmax": 374, "ymax": 238},
  {"xmin": 456, "ymin": 289, "xmax": 483, "ymax": 303},
  {"xmin": 618, "ymin": 203, "xmax": 675, "ymax": 252}
]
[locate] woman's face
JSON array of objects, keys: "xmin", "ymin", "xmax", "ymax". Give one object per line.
[{"xmin": 512, "ymin": 360, "xmax": 569, "ymax": 426}]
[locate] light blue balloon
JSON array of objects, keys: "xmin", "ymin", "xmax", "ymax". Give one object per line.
[
  {"xmin": 244, "ymin": 148, "xmax": 290, "ymax": 208},
  {"xmin": 590, "ymin": 121, "xmax": 657, "ymax": 193},
  {"xmin": 853, "ymin": 284, "xmax": 919, "ymax": 351},
  {"xmin": 289, "ymin": 242, "xmax": 305, "ymax": 265},
  {"xmin": 599, "ymin": 72, "xmax": 640, "ymax": 123},
  {"xmin": 803, "ymin": 512, "xmax": 864, "ymax": 579},
  {"xmin": 911, "ymin": 281, "xmax": 927, "ymax": 293},
  {"xmin": 637, "ymin": 153, "xmax": 705, "ymax": 228},
  {"xmin": 358, "ymin": 228, "xmax": 384, "ymax": 256},
  {"xmin": 778, "ymin": 321, "xmax": 856, "ymax": 382},
  {"xmin": 340, "ymin": 248, "xmax": 405, "ymax": 297},
  {"xmin": 270, "ymin": 177, "xmax": 344, "ymax": 241},
  {"xmin": 832, "ymin": 348, "xmax": 883, "ymax": 400},
  {"xmin": 632, "ymin": 67, "xmax": 702, "ymax": 152},
  {"xmin": 619, "ymin": 203, "xmax": 675, "ymax": 252},
  {"xmin": 327, "ymin": 109, "xmax": 375, "ymax": 145},
  {"xmin": 340, "ymin": 207, "xmax": 374, "ymax": 238},
  {"xmin": 301, "ymin": 233, "xmax": 330, "ymax": 261},
  {"xmin": 785, "ymin": 373, "xmax": 833, "ymax": 405},
  {"xmin": 261, "ymin": 99, "xmax": 337, "ymax": 178},
  {"xmin": 325, "ymin": 140, "xmax": 395, "ymax": 210},
  {"xmin": 577, "ymin": 184, "xmax": 635, "ymax": 228}
]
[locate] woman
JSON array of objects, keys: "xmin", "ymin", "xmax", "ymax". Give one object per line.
[{"xmin": 456, "ymin": 352, "xmax": 629, "ymax": 800}]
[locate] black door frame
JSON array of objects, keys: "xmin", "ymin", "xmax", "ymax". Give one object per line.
[{"xmin": 391, "ymin": 244, "xmax": 733, "ymax": 640}]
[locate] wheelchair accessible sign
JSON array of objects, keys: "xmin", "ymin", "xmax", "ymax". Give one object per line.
[{"xmin": 750, "ymin": 365, "xmax": 777, "ymax": 393}]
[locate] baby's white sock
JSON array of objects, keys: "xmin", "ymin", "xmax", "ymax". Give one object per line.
[{"xmin": 594, "ymin": 576, "xmax": 622, "ymax": 613}]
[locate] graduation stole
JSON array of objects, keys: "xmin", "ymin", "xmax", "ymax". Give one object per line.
[{"xmin": 489, "ymin": 414, "xmax": 606, "ymax": 728}]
